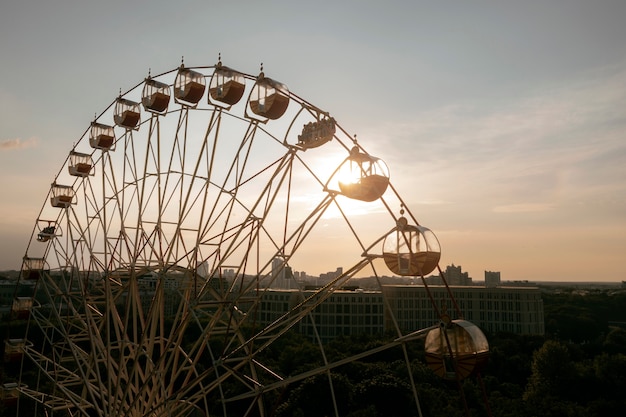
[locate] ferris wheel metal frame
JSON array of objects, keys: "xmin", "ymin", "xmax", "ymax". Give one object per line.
[{"xmin": 2, "ymin": 58, "xmax": 490, "ymax": 417}]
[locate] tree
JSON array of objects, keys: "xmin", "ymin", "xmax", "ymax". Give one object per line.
[
  {"xmin": 603, "ymin": 327, "xmax": 626, "ymax": 355},
  {"xmin": 524, "ymin": 340, "xmax": 575, "ymax": 402},
  {"xmin": 275, "ymin": 373, "xmax": 354, "ymax": 417}
]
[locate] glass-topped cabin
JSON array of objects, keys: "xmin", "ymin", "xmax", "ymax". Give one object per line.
[
  {"xmin": 114, "ymin": 98, "xmax": 141, "ymax": 129},
  {"xmin": 90, "ymin": 122, "xmax": 115, "ymax": 151},
  {"xmin": 11, "ymin": 297, "xmax": 33, "ymax": 320},
  {"xmin": 50, "ymin": 183, "xmax": 74, "ymax": 208},
  {"xmin": 21, "ymin": 257, "xmax": 45, "ymax": 280},
  {"xmin": 4, "ymin": 339, "xmax": 31, "ymax": 363},
  {"xmin": 0, "ymin": 383, "xmax": 19, "ymax": 407},
  {"xmin": 382, "ymin": 217, "xmax": 441, "ymax": 276},
  {"xmin": 336, "ymin": 147, "xmax": 390, "ymax": 202},
  {"xmin": 249, "ymin": 75, "xmax": 290, "ymax": 120},
  {"xmin": 142, "ymin": 78, "xmax": 171, "ymax": 113},
  {"xmin": 425, "ymin": 319, "xmax": 489, "ymax": 380},
  {"xmin": 209, "ymin": 66, "xmax": 246, "ymax": 107},
  {"xmin": 297, "ymin": 117, "xmax": 336, "ymax": 150},
  {"xmin": 68, "ymin": 151, "xmax": 93, "ymax": 177},
  {"xmin": 174, "ymin": 67, "xmax": 206, "ymax": 106}
]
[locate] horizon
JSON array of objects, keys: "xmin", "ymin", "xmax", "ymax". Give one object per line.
[
  {"xmin": 1, "ymin": 2, "xmax": 625, "ymax": 282},
  {"xmin": 1, "ymin": 266, "xmax": 623, "ymax": 287}
]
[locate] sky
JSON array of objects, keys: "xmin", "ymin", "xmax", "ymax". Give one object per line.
[{"xmin": 0, "ymin": 0, "xmax": 625, "ymax": 282}]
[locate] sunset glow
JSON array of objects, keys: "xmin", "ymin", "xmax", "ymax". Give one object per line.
[{"xmin": 0, "ymin": 2, "xmax": 625, "ymax": 282}]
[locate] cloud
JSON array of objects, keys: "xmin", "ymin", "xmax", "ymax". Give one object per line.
[
  {"xmin": 365, "ymin": 64, "xmax": 626, "ymax": 208},
  {"xmin": 375, "ymin": 63, "xmax": 626, "ymax": 153},
  {"xmin": 0, "ymin": 137, "xmax": 38, "ymax": 151},
  {"xmin": 492, "ymin": 203, "xmax": 555, "ymax": 213}
]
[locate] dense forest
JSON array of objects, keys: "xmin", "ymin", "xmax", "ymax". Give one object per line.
[{"xmin": 1, "ymin": 287, "xmax": 625, "ymax": 416}]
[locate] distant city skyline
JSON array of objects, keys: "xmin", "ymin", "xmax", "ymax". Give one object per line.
[{"xmin": 1, "ymin": 2, "xmax": 625, "ymax": 282}]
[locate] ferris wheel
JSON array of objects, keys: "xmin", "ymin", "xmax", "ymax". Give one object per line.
[{"xmin": 2, "ymin": 58, "xmax": 490, "ymax": 417}]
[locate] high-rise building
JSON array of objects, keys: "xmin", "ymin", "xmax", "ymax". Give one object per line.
[
  {"xmin": 485, "ymin": 270, "xmax": 501, "ymax": 288},
  {"xmin": 271, "ymin": 257, "xmax": 283, "ymax": 280},
  {"xmin": 444, "ymin": 264, "xmax": 472, "ymax": 286},
  {"xmin": 271, "ymin": 257, "xmax": 294, "ymax": 289}
]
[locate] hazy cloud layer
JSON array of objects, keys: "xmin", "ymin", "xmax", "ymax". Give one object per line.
[
  {"xmin": 373, "ymin": 64, "xmax": 626, "ymax": 209},
  {"xmin": 0, "ymin": 137, "xmax": 38, "ymax": 151}
]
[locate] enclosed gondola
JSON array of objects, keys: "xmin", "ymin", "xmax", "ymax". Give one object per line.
[
  {"xmin": 89, "ymin": 122, "xmax": 116, "ymax": 151},
  {"xmin": 50, "ymin": 183, "xmax": 74, "ymax": 208},
  {"xmin": 0, "ymin": 383, "xmax": 19, "ymax": 407},
  {"xmin": 383, "ymin": 217, "xmax": 440, "ymax": 276},
  {"xmin": 142, "ymin": 78, "xmax": 171, "ymax": 113},
  {"xmin": 11, "ymin": 297, "xmax": 33, "ymax": 320},
  {"xmin": 248, "ymin": 73, "xmax": 289, "ymax": 120},
  {"xmin": 21, "ymin": 257, "xmax": 45, "ymax": 280},
  {"xmin": 336, "ymin": 147, "xmax": 390, "ymax": 202},
  {"xmin": 297, "ymin": 117, "xmax": 336, "ymax": 150},
  {"xmin": 174, "ymin": 66, "xmax": 206, "ymax": 106},
  {"xmin": 425, "ymin": 319, "xmax": 489, "ymax": 380},
  {"xmin": 3, "ymin": 339, "xmax": 31, "ymax": 363},
  {"xmin": 209, "ymin": 64, "xmax": 245, "ymax": 107},
  {"xmin": 36, "ymin": 221, "xmax": 56, "ymax": 242},
  {"xmin": 68, "ymin": 151, "xmax": 93, "ymax": 177},
  {"xmin": 114, "ymin": 98, "xmax": 141, "ymax": 129}
]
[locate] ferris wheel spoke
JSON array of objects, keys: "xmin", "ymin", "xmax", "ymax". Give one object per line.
[
  {"xmin": 220, "ymin": 258, "xmax": 371, "ymax": 370},
  {"xmin": 27, "ymin": 309, "xmax": 105, "ymax": 412}
]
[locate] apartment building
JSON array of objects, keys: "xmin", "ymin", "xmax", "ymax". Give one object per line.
[
  {"xmin": 381, "ymin": 285, "xmax": 544, "ymax": 336},
  {"xmin": 256, "ymin": 284, "xmax": 544, "ymax": 342}
]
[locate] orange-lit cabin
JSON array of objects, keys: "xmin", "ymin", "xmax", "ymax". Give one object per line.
[
  {"xmin": 114, "ymin": 98, "xmax": 141, "ymax": 129},
  {"xmin": 68, "ymin": 151, "xmax": 93, "ymax": 177},
  {"xmin": 50, "ymin": 183, "xmax": 74, "ymax": 208},
  {"xmin": 249, "ymin": 75, "xmax": 290, "ymax": 120},
  {"xmin": 382, "ymin": 217, "xmax": 441, "ymax": 276},
  {"xmin": 142, "ymin": 78, "xmax": 171, "ymax": 113},
  {"xmin": 4, "ymin": 339, "xmax": 32, "ymax": 363},
  {"xmin": 90, "ymin": 122, "xmax": 116, "ymax": 151},
  {"xmin": 209, "ymin": 65, "xmax": 245, "ymax": 107},
  {"xmin": 336, "ymin": 147, "xmax": 390, "ymax": 202},
  {"xmin": 0, "ymin": 383, "xmax": 20, "ymax": 407},
  {"xmin": 425, "ymin": 319, "xmax": 489, "ymax": 380},
  {"xmin": 174, "ymin": 67, "xmax": 206, "ymax": 106},
  {"xmin": 297, "ymin": 117, "xmax": 336, "ymax": 150},
  {"xmin": 21, "ymin": 257, "xmax": 45, "ymax": 280},
  {"xmin": 11, "ymin": 297, "xmax": 33, "ymax": 320}
]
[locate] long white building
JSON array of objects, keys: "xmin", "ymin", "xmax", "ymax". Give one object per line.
[
  {"xmin": 256, "ymin": 285, "xmax": 544, "ymax": 343},
  {"xmin": 381, "ymin": 285, "xmax": 544, "ymax": 336}
]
